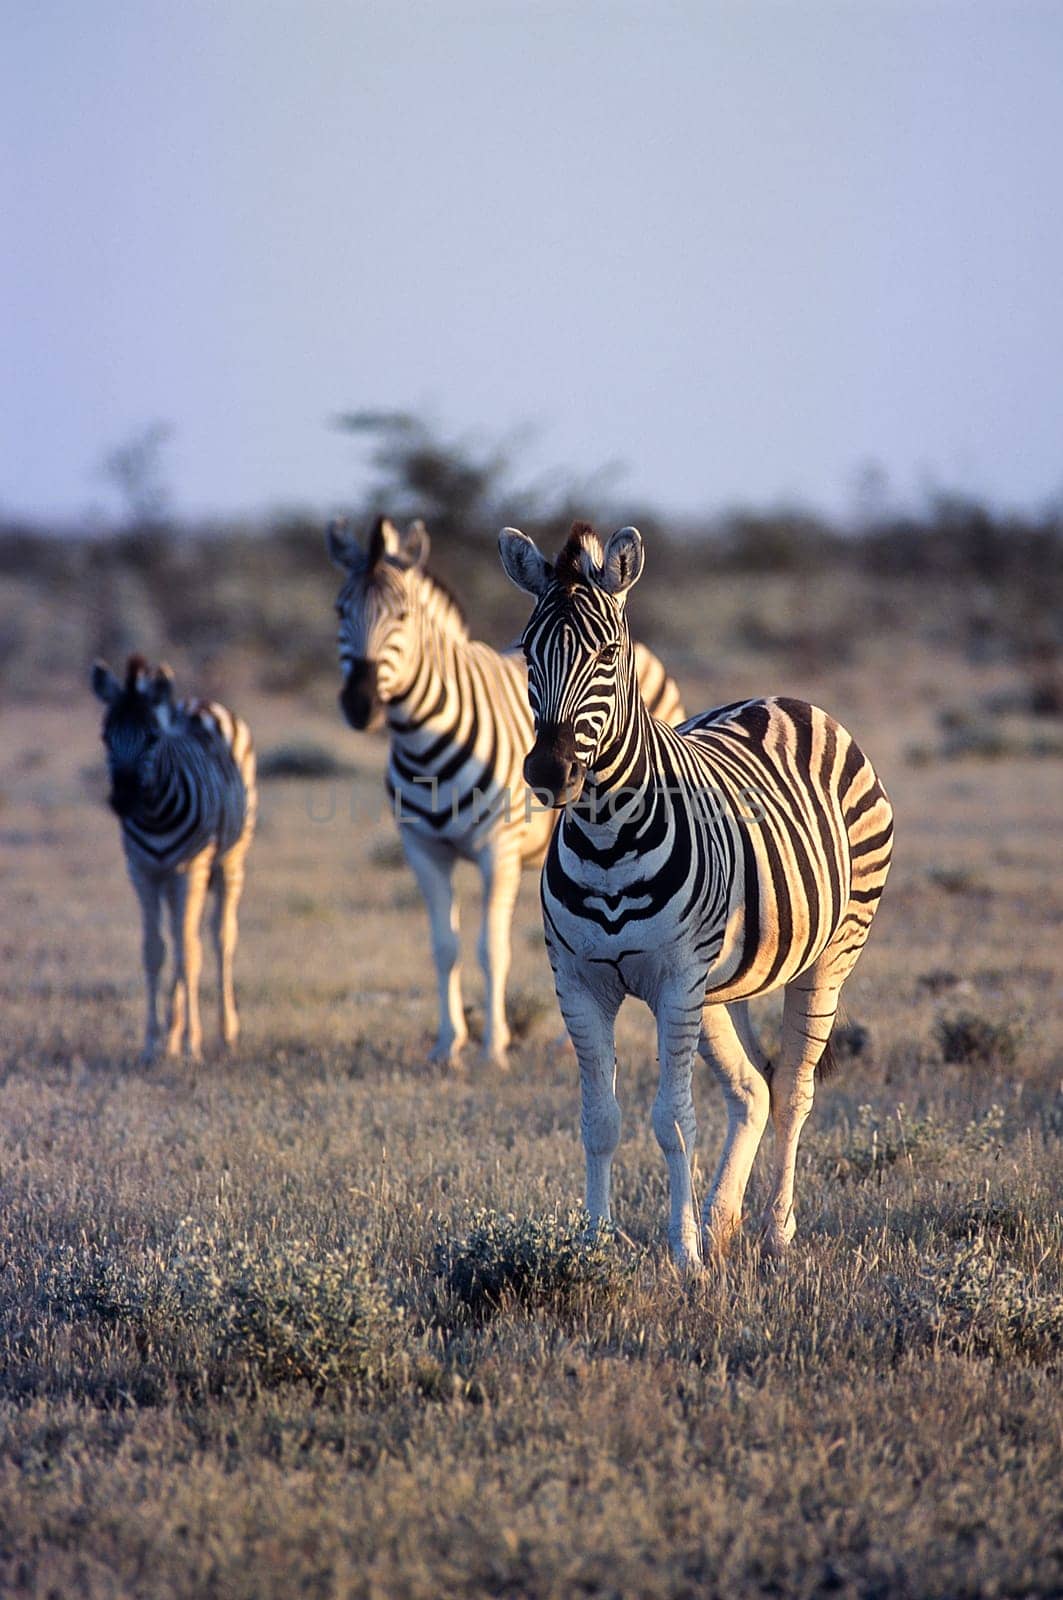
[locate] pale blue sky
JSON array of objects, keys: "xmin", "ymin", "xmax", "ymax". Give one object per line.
[{"xmin": 4, "ymin": 1, "xmax": 1062, "ymax": 524}]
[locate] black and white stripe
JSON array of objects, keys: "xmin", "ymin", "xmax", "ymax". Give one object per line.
[
  {"xmin": 328, "ymin": 515, "xmax": 685, "ymax": 1066},
  {"xmin": 499, "ymin": 521, "xmax": 893, "ymax": 1267},
  {"xmin": 92, "ymin": 655, "xmax": 257, "ymax": 1061}
]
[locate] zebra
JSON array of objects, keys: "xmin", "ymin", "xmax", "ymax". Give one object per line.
[
  {"xmin": 498, "ymin": 521, "xmax": 893, "ymax": 1267},
  {"xmin": 91, "ymin": 655, "xmax": 257, "ymax": 1062},
  {"xmin": 327, "ymin": 515, "xmax": 685, "ymax": 1067}
]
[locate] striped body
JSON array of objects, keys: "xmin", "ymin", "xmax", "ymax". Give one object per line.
[
  {"xmin": 499, "ymin": 522, "xmax": 892, "ymax": 1266},
  {"xmin": 116, "ymin": 698, "xmax": 256, "ymax": 874},
  {"xmin": 328, "ymin": 516, "xmax": 684, "ymax": 1064},
  {"xmin": 541, "ymin": 695, "xmax": 890, "ymax": 1006},
  {"xmin": 92, "ymin": 657, "xmax": 257, "ymax": 1061}
]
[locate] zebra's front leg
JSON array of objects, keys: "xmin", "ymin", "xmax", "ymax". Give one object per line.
[
  {"xmin": 401, "ymin": 829, "xmax": 468, "ymax": 1065},
  {"xmin": 164, "ymin": 855, "xmax": 211, "ymax": 1061},
  {"xmin": 211, "ymin": 854, "xmax": 246, "ymax": 1051},
  {"xmin": 698, "ymin": 1002, "xmax": 770, "ymax": 1257},
  {"xmin": 554, "ymin": 966, "xmax": 623, "ymax": 1225},
  {"xmin": 760, "ymin": 978, "xmax": 839, "ymax": 1256},
  {"xmin": 473, "ymin": 841, "xmax": 522, "ymax": 1068},
  {"xmin": 131, "ymin": 868, "xmax": 165, "ymax": 1062},
  {"xmin": 654, "ymin": 986, "xmax": 707, "ymax": 1272}
]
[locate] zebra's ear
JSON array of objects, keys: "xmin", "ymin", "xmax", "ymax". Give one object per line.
[
  {"xmin": 368, "ymin": 517, "xmax": 402, "ymax": 569},
  {"xmin": 91, "ymin": 659, "xmax": 121, "ymax": 705},
  {"xmin": 326, "ymin": 518, "xmax": 365, "ymax": 572},
  {"xmin": 401, "ymin": 519, "xmax": 430, "ymax": 570},
  {"xmin": 498, "ymin": 527, "xmax": 553, "ymax": 596},
  {"xmin": 598, "ymin": 526, "xmax": 644, "ymax": 598}
]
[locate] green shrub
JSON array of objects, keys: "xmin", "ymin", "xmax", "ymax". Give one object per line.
[
  {"xmin": 37, "ymin": 1225, "xmax": 406, "ymax": 1396},
  {"xmin": 435, "ymin": 1209, "xmax": 636, "ymax": 1320},
  {"xmin": 900, "ymin": 1236, "xmax": 1063, "ymax": 1362}
]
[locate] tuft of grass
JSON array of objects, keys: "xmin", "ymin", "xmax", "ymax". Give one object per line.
[
  {"xmin": 434, "ymin": 1208, "xmax": 637, "ymax": 1321},
  {"xmin": 935, "ymin": 1011, "xmax": 1025, "ymax": 1067}
]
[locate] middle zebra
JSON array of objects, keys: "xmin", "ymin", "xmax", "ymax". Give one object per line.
[{"xmin": 328, "ymin": 516, "xmax": 685, "ymax": 1066}]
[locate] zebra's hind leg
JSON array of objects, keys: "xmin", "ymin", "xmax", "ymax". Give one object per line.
[
  {"xmin": 759, "ymin": 977, "xmax": 839, "ymax": 1256},
  {"xmin": 401, "ymin": 830, "xmax": 468, "ymax": 1065},
  {"xmin": 164, "ymin": 855, "xmax": 212, "ymax": 1061},
  {"xmin": 211, "ymin": 852, "xmax": 246, "ymax": 1051},
  {"xmin": 131, "ymin": 868, "xmax": 165, "ymax": 1063},
  {"xmin": 473, "ymin": 841, "xmax": 522, "ymax": 1068},
  {"xmin": 698, "ymin": 1001, "xmax": 770, "ymax": 1258}
]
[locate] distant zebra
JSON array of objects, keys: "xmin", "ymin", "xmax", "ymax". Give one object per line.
[
  {"xmin": 327, "ymin": 516, "xmax": 685, "ymax": 1066},
  {"xmin": 499, "ymin": 522, "xmax": 893, "ymax": 1266},
  {"xmin": 91, "ymin": 656, "xmax": 257, "ymax": 1061}
]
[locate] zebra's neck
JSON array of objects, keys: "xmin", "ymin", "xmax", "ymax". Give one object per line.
[
  {"xmin": 572, "ymin": 651, "xmax": 664, "ymax": 832},
  {"xmin": 384, "ymin": 606, "xmax": 468, "ymax": 739}
]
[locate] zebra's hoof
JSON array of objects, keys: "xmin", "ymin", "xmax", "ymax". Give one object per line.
[
  {"xmin": 702, "ymin": 1212, "xmax": 743, "ymax": 1261},
  {"xmin": 759, "ymin": 1210, "xmax": 797, "ymax": 1258},
  {"xmin": 480, "ymin": 1046, "xmax": 510, "ymax": 1071},
  {"xmin": 428, "ymin": 1040, "xmax": 467, "ymax": 1069}
]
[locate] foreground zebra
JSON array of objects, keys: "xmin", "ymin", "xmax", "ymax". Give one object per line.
[
  {"xmin": 91, "ymin": 656, "xmax": 257, "ymax": 1061},
  {"xmin": 327, "ymin": 516, "xmax": 685, "ymax": 1066},
  {"xmin": 499, "ymin": 522, "xmax": 893, "ymax": 1264}
]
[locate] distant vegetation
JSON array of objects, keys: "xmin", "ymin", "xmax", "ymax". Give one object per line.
[{"xmin": 1, "ymin": 413, "xmax": 1060, "ymax": 706}]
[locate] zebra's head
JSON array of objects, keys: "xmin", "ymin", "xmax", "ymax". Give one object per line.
[
  {"xmin": 498, "ymin": 521, "xmax": 645, "ymax": 807},
  {"xmin": 91, "ymin": 655, "xmax": 177, "ymax": 816},
  {"xmin": 327, "ymin": 515, "xmax": 433, "ymax": 730}
]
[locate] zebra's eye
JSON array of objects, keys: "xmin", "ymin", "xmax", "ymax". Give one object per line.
[{"xmin": 598, "ymin": 643, "xmax": 620, "ymax": 666}]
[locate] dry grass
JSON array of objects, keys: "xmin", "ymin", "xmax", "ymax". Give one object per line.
[{"xmin": 1, "ymin": 561, "xmax": 1061, "ymax": 1599}]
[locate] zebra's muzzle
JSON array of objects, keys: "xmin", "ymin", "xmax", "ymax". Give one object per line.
[
  {"xmin": 340, "ymin": 661, "xmax": 382, "ymax": 731},
  {"xmin": 108, "ymin": 773, "xmax": 141, "ymax": 817},
  {"xmin": 524, "ymin": 725, "xmax": 586, "ymax": 809}
]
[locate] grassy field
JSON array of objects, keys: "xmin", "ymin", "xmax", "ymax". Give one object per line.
[{"xmin": 1, "ymin": 550, "xmax": 1061, "ymax": 1598}]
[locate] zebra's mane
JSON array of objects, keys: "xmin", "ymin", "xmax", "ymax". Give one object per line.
[
  {"xmin": 554, "ymin": 522, "xmax": 607, "ymax": 587},
  {"xmin": 410, "ymin": 564, "xmax": 470, "ymax": 638}
]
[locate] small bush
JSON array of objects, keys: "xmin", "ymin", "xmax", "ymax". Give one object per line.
[
  {"xmin": 258, "ymin": 743, "xmax": 358, "ymax": 780},
  {"xmin": 927, "ymin": 866, "xmax": 990, "ymax": 896},
  {"xmin": 435, "ymin": 1209, "xmax": 637, "ymax": 1321},
  {"xmin": 36, "ymin": 1225, "xmax": 405, "ymax": 1396},
  {"xmin": 831, "ymin": 1021, "xmax": 871, "ymax": 1064},
  {"xmin": 819, "ymin": 1103, "xmax": 940, "ymax": 1184},
  {"xmin": 936, "ymin": 1012, "xmax": 1025, "ymax": 1067},
  {"xmin": 900, "ymin": 1236, "xmax": 1063, "ymax": 1362},
  {"xmin": 175, "ymin": 1227, "xmax": 404, "ymax": 1392}
]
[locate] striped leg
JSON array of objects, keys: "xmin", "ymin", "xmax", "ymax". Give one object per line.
[
  {"xmin": 554, "ymin": 968, "xmax": 623, "ymax": 1225},
  {"xmin": 211, "ymin": 851, "xmax": 246, "ymax": 1051},
  {"xmin": 760, "ymin": 978, "xmax": 839, "ymax": 1256},
  {"xmin": 164, "ymin": 855, "xmax": 212, "ymax": 1060},
  {"xmin": 654, "ymin": 987, "xmax": 706, "ymax": 1271},
  {"xmin": 473, "ymin": 840, "xmax": 522, "ymax": 1067},
  {"xmin": 131, "ymin": 867, "xmax": 165, "ymax": 1062},
  {"xmin": 401, "ymin": 830, "xmax": 468, "ymax": 1064},
  {"xmin": 699, "ymin": 1002, "xmax": 771, "ymax": 1257}
]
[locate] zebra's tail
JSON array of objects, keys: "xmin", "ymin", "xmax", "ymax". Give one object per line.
[{"xmin": 816, "ymin": 1037, "xmax": 838, "ymax": 1081}]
